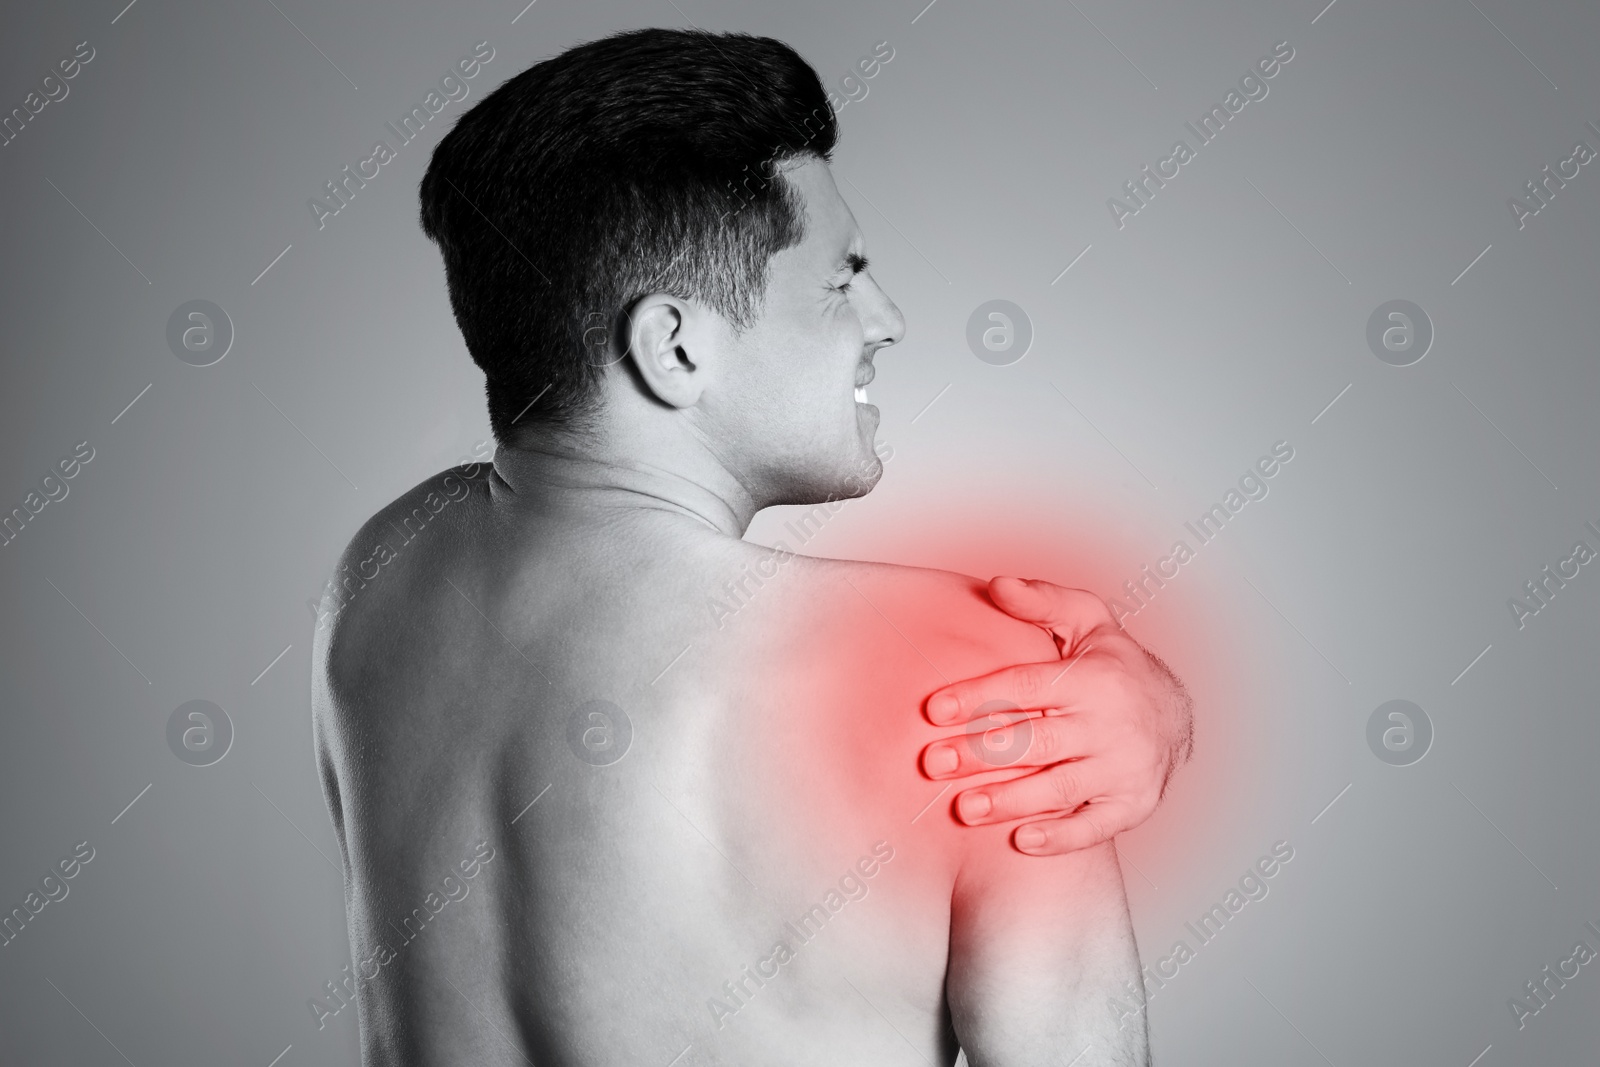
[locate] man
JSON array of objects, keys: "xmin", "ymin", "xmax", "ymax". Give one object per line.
[{"xmin": 312, "ymin": 28, "xmax": 1190, "ymax": 1065}]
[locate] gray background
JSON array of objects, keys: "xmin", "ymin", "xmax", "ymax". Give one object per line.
[{"xmin": 2, "ymin": 0, "xmax": 1596, "ymax": 1063}]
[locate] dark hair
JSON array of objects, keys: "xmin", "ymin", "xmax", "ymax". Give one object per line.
[{"xmin": 419, "ymin": 28, "xmax": 837, "ymax": 443}]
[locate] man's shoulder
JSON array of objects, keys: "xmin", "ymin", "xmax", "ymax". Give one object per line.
[
  {"xmin": 348, "ymin": 463, "xmax": 489, "ymax": 563},
  {"xmin": 332, "ymin": 463, "xmax": 488, "ymax": 592},
  {"xmin": 791, "ymin": 556, "xmax": 991, "ymax": 631},
  {"xmin": 312, "ymin": 464, "xmax": 492, "ymax": 694},
  {"xmin": 760, "ymin": 554, "xmax": 1059, "ymax": 682}
]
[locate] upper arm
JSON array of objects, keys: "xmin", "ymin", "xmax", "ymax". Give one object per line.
[
  {"xmin": 309, "ymin": 583, "xmax": 352, "ymax": 874},
  {"xmin": 946, "ymin": 837, "xmax": 1148, "ymax": 1066},
  {"xmin": 310, "ymin": 522, "xmax": 378, "ymax": 875},
  {"xmin": 817, "ymin": 563, "xmax": 1150, "ymax": 1061}
]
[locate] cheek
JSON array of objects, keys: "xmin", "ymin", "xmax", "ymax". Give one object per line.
[
  {"xmin": 763, "ymin": 324, "xmax": 853, "ymax": 405},
  {"xmin": 784, "ymin": 362, "xmax": 851, "ymax": 437},
  {"xmin": 835, "ymin": 295, "xmax": 869, "ymax": 346},
  {"xmin": 725, "ymin": 342, "xmax": 829, "ymax": 444},
  {"xmin": 730, "ymin": 303, "xmax": 863, "ymax": 454}
]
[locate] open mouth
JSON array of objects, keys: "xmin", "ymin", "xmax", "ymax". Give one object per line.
[{"xmin": 854, "ymin": 363, "xmax": 875, "ymax": 405}]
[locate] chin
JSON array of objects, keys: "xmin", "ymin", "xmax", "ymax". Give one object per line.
[
  {"xmin": 818, "ymin": 446, "xmax": 882, "ymax": 503},
  {"xmin": 774, "ymin": 445, "xmax": 883, "ymax": 508},
  {"xmin": 843, "ymin": 450, "xmax": 883, "ymax": 496}
]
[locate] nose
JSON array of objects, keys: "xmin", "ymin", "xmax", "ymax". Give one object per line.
[{"xmin": 864, "ymin": 280, "xmax": 906, "ymax": 353}]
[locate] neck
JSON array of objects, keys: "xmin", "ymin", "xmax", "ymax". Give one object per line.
[{"xmin": 490, "ymin": 433, "xmax": 757, "ymax": 538}]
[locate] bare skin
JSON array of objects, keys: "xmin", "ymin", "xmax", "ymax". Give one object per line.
[
  {"xmin": 313, "ymin": 155, "xmax": 1155, "ymax": 1064},
  {"xmin": 924, "ymin": 578, "xmax": 1193, "ymax": 855},
  {"xmin": 313, "ymin": 461, "xmax": 1146, "ymax": 1065}
]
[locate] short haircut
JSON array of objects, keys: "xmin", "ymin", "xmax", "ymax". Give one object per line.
[{"xmin": 419, "ymin": 28, "xmax": 838, "ymax": 442}]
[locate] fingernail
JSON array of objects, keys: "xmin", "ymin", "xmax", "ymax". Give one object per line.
[
  {"xmin": 1016, "ymin": 825, "xmax": 1047, "ymax": 850},
  {"xmin": 925, "ymin": 744, "xmax": 958, "ymax": 776},
  {"xmin": 958, "ymin": 791, "xmax": 992, "ymax": 821},
  {"xmin": 927, "ymin": 694, "xmax": 958, "ymax": 723}
]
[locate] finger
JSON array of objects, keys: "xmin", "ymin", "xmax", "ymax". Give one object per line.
[
  {"xmin": 925, "ymin": 659, "xmax": 1091, "ymax": 725},
  {"xmin": 987, "ymin": 576, "xmax": 1116, "ymax": 648},
  {"xmin": 1012, "ymin": 800, "xmax": 1138, "ymax": 856},
  {"xmin": 922, "ymin": 713, "xmax": 1092, "ymax": 780},
  {"xmin": 950, "ymin": 759, "xmax": 1106, "ymax": 826}
]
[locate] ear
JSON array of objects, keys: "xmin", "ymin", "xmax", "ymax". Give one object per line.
[{"xmin": 625, "ymin": 293, "xmax": 707, "ymax": 409}]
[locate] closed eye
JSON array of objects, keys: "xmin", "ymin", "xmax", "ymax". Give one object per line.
[{"xmin": 833, "ymin": 252, "xmax": 870, "ymax": 293}]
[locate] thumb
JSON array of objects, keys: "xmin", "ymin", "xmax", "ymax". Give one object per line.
[{"xmin": 987, "ymin": 576, "xmax": 1112, "ymax": 646}]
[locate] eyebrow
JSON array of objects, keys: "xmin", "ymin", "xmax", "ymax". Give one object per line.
[{"xmin": 842, "ymin": 252, "xmax": 868, "ymax": 274}]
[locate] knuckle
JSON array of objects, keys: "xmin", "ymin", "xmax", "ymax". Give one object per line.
[
  {"xmin": 1023, "ymin": 719, "xmax": 1057, "ymax": 763},
  {"xmin": 1013, "ymin": 666, "xmax": 1049, "ymax": 707},
  {"xmin": 1047, "ymin": 767, "xmax": 1084, "ymax": 810}
]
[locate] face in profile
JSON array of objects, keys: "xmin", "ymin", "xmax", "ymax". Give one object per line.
[{"xmin": 703, "ymin": 156, "xmax": 906, "ymax": 508}]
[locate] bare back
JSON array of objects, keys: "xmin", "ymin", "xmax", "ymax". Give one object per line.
[{"xmin": 313, "ymin": 466, "xmax": 1140, "ymax": 1066}]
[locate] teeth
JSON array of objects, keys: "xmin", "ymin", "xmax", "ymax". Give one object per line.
[{"xmin": 855, "ymin": 386, "xmax": 869, "ymax": 404}]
